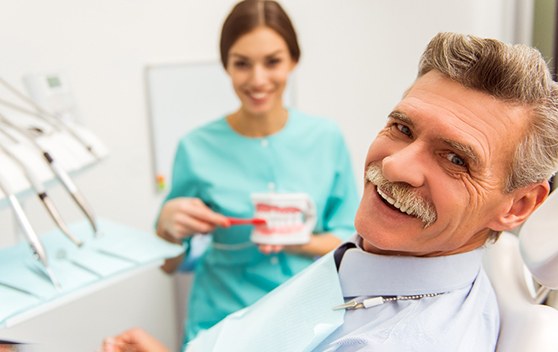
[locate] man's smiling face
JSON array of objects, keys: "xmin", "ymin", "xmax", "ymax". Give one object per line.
[{"xmin": 355, "ymin": 70, "xmax": 532, "ymax": 257}]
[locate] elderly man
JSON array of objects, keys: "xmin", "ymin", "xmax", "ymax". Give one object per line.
[{"xmin": 103, "ymin": 32, "xmax": 558, "ymax": 352}]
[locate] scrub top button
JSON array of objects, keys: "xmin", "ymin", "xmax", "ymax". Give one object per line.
[
  {"xmin": 270, "ymin": 256, "xmax": 279, "ymax": 265},
  {"xmin": 267, "ymin": 182, "xmax": 276, "ymax": 191},
  {"xmin": 261, "ymin": 139, "xmax": 269, "ymax": 147}
]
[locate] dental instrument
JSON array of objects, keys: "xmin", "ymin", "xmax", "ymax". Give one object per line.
[
  {"xmin": 0, "ymin": 117, "xmax": 99, "ymax": 236},
  {"xmin": 0, "ymin": 172, "xmax": 61, "ymax": 290},
  {"xmin": 0, "ymin": 128, "xmax": 83, "ymax": 247}
]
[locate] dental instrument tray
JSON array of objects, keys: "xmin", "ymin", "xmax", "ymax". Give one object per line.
[{"xmin": 0, "ymin": 218, "xmax": 183, "ymax": 328}]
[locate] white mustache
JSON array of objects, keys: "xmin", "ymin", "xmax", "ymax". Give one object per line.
[{"xmin": 366, "ymin": 164, "xmax": 437, "ymax": 227}]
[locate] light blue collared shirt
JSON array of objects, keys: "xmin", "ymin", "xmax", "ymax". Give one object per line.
[{"xmin": 313, "ymin": 237, "xmax": 500, "ymax": 351}]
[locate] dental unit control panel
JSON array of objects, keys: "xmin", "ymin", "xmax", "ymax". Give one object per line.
[{"xmin": 23, "ymin": 72, "xmax": 78, "ymax": 124}]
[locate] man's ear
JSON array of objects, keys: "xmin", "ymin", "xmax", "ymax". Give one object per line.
[{"xmin": 491, "ymin": 182, "xmax": 550, "ymax": 231}]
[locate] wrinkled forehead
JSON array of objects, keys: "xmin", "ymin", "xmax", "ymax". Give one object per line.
[
  {"xmin": 406, "ymin": 71, "xmax": 532, "ymax": 129},
  {"xmin": 399, "ymin": 72, "xmax": 532, "ymax": 166}
]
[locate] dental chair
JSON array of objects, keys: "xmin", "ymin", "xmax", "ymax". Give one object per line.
[{"xmin": 483, "ymin": 189, "xmax": 558, "ymax": 352}]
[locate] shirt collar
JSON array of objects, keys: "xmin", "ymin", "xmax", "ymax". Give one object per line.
[{"xmin": 336, "ymin": 235, "xmax": 484, "ymax": 297}]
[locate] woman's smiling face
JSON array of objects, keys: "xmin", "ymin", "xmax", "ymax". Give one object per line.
[{"xmin": 226, "ymin": 26, "xmax": 296, "ymax": 116}]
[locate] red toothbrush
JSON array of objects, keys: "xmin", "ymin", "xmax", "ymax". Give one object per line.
[{"xmin": 226, "ymin": 217, "xmax": 267, "ymax": 226}]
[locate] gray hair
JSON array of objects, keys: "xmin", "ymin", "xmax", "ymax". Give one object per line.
[{"xmin": 418, "ymin": 32, "xmax": 558, "ymax": 193}]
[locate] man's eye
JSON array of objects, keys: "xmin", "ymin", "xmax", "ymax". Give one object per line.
[
  {"xmin": 396, "ymin": 123, "xmax": 412, "ymax": 137},
  {"xmin": 447, "ymin": 152, "xmax": 466, "ymax": 166}
]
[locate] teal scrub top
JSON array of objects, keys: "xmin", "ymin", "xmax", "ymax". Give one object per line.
[{"xmin": 163, "ymin": 108, "xmax": 359, "ymax": 344}]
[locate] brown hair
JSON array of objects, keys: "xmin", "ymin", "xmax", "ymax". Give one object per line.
[
  {"xmin": 418, "ymin": 32, "xmax": 558, "ymax": 193},
  {"xmin": 219, "ymin": 0, "xmax": 301, "ymax": 68}
]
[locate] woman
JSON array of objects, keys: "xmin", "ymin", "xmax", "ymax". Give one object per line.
[{"xmin": 105, "ymin": 0, "xmax": 358, "ymax": 350}]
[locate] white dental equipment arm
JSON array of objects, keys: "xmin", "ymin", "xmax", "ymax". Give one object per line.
[
  {"xmin": 519, "ymin": 189, "xmax": 558, "ymax": 302},
  {"xmin": 0, "ymin": 115, "xmax": 99, "ymax": 236},
  {"xmin": 0, "ymin": 127, "xmax": 83, "ymax": 247},
  {"xmin": 0, "ymin": 77, "xmax": 101, "ymax": 159}
]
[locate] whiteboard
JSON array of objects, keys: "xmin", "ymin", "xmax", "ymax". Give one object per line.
[{"xmin": 145, "ymin": 61, "xmax": 296, "ymax": 193}]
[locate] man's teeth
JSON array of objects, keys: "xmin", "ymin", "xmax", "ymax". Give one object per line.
[
  {"xmin": 376, "ymin": 188, "xmax": 393, "ymax": 204},
  {"xmin": 377, "ymin": 188, "xmax": 413, "ymax": 215},
  {"xmin": 250, "ymin": 92, "xmax": 266, "ymax": 99}
]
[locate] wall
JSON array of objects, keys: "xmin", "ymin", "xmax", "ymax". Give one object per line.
[
  {"xmin": 0, "ymin": 0, "xmax": 532, "ymax": 239},
  {"xmin": 0, "ymin": 0, "xmax": 531, "ymax": 350},
  {"xmin": 533, "ymin": 0, "xmax": 556, "ymax": 60}
]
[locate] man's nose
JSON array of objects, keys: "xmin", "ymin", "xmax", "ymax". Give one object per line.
[{"xmin": 381, "ymin": 143, "xmax": 427, "ymax": 188}]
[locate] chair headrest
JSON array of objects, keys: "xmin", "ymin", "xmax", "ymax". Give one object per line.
[{"xmin": 519, "ymin": 189, "xmax": 558, "ymax": 290}]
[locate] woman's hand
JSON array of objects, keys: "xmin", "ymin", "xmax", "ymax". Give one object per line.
[
  {"xmin": 101, "ymin": 328, "xmax": 169, "ymax": 352},
  {"xmin": 258, "ymin": 243, "xmax": 285, "ymax": 255},
  {"xmin": 156, "ymin": 197, "xmax": 230, "ymax": 243}
]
